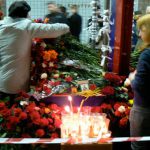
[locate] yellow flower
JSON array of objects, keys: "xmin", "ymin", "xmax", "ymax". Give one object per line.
[{"xmin": 129, "ymin": 99, "xmax": 134, "ymax": 105}]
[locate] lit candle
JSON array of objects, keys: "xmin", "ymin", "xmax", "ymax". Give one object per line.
[
  {"xmin": 68, "ymin": 95, "xmax": 73, "ymax": 113},
  {"xmin": 64, "ymin": 105, "xmax": 70, "ymax": 113}
]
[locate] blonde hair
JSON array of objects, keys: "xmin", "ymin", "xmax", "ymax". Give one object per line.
[
  {"xmin": 137, "ymin": 14, "xmax": 150, "ymax": 51},
  {"xmin": 137, "ymin": 14, "xmax": 150, "ymax": 31}
]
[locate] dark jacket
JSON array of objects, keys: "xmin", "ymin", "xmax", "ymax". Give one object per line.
[
  {"xmin": 68, "ymin": 13, "xmax": 82, "ymax": 40},
  {"xmin": 45, "ymin": 12, "xmax": 69, "ymax": 25},
  {"xmin": 131, "ymin": 48, "xmax": 150, "ymax": 107}
]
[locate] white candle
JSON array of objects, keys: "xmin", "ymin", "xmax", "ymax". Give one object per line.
[{"xmin": 68, "ymin": 95, "xmax": 73, "ymax": 113}]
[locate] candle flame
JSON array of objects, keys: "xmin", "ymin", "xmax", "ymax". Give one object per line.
[
  {"xmin": 68, "ymin": 95, "xmax": 72, "ymax": 101},
  {"xmin": 64, "ymin": 106, "xmax": 70, "ymax": 112}
]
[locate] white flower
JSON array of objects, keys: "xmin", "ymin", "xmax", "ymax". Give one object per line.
[
  {"xmin": 20, "ymin": 101, "xmax": 29, "ymax": 106},
  {"xmin": 49, "ymin": 62, "xmax": 54, "ymax": 67},
  {"xmin": 42, "ymin": 63, "xmax": 47, "ymax": 68},
  {"xmin": 40, "ymin": 42, "xmax": 47, "ymax": 48},
  {"xmin": 41, "ymin": 73, "xmax": 48, "ymax": 79},
  {"xmin": 124, "ymin": 78, "xmax": 131, "ymax": 87},
  {"xmin": 118, "ymin": 106, "xmax": 126, "ymax": 113},
  {"xmin": 53, "ymin": 74, "xmax": 59, "ymax": 79}
]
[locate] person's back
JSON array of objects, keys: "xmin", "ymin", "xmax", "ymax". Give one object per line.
[
  {"xmin": 0, "ymin": 1, "xmax": 69, "ymax": 94},
  {"xmin": 68, "ymin": 5, "xmax": 82, "ymax": 41}
]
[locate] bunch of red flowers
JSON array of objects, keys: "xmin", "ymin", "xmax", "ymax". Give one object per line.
[{"xmin": 0, "ymin": 94, "xmax": 62, "ymax": 138}]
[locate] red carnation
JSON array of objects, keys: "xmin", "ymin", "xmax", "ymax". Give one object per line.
[
  {"xmin": 49, "ymin": 104, "xmax": 58, "ymax": 111},
  {"xmin": 101, "ymin": 86, "xmax": 115, "ymax": 95},
  {"xmin": 19, "ymin": 112, "xmax": 27, "ymax": 120},
  {"xmin": 54, "ymin": 119, "xmax": 62, "ymax": 128},
  {"xmin": 48, "ymin": 118, "xmax": 53, "ymax": 124},
  {"xmin": 9, "ymin": 116, "xmax": 20, "ymax": 125},
  {"xmin": 13, "ymin": 108, "xmax": 22, "ymax": 116},
  {"xmin": 26, "ymin": 102, "xmax": 36, "ymax": 113},
  {"xmin": 30, "ymin": 111, "xmax": 41, "ymax": 120},
  {"xmin": 48, "ymin": 125, "xmax": 55, "ymax": 131},
  {"xmin": 119, "ymin": 117, "xmax": 128, "ymax": 127},
  {"xmin": 35, "ymin": 129, "xmax": 45, "ymax": 137},
  {"xmin": 6, "ymin": 123, "xmax": 13, "ymax": 131},
  {"xmin": 89, "ymin": 84, "xmax": 97, "ymax": 90}
]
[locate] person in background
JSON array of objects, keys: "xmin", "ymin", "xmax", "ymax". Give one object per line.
[
  {"xmin": 59, "ymin": 6, "xmax": 68, "ymax": 18},
  {"xmin": 146, "ymin": 6, "xmax": 150, "ymax": 14},
  {"xmin": 132, "ymin": 11, "xmax": 142, "ymax": 51},
  {"xmin": 126, "ymin": 14, "xmax": 150, "ymax": 150},
  {"xmin": 45, "ymin": 1, "xmax": 68, "ymax": 24},
  {"xmin": 0, "ymin": 1, "xmax": 69, "ymax": 100},
  {"xmin": 68, "ymin": 4, "xmax": 82, "ymax": 41},
  {"xmin": 0, "ymin": 11, "xmax": 3, "ymax": 20}
]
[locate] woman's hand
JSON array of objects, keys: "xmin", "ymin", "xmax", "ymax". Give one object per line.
[{"xmin": 124, "ymin": 70, "xmax": 137, "ymax": 87}]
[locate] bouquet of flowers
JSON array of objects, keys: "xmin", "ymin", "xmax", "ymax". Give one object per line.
[{"xmin": 98, "ymin": 72, "xmax": 134, "ymax": 136}]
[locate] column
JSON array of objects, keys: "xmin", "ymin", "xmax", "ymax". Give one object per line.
[{"xmin": 113, "ymin": 0, "xmax": 134, "ymax": 75}]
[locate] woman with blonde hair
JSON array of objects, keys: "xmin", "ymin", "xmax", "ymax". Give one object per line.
[{"xmin": 129, "ymin": 14, "xmax": 150, "ymax": 150}]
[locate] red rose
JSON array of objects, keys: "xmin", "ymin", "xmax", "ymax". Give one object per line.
[
  {"xmin": 119, "ymin": 117, "xmax": 128, "ymax": 127},
  {"xmin": 101, "ymin": 86, "xmax": 115, "ymax": 95},
  {"xmin": 40, "ymin": 118, "xmax": 49, "ymax": 127},
  {"xmin": 49, "ymin": 104, "xmax": 58, "ymax": 111},
  {"xmin": 0, "ymin": 102, "xmax": 5, "ymax": 108},
  {"xmin": 104, "ymin": 73, "xmax": 122, "ymax": 85},
  {"xmin": 35, "ymin": 129, "xmax": 45, "ymax": 137},
  {"xmin": 51, "ymin": 133, "xmax": 59, "ymax": 138},
  {"xmin": 26, "ymin": 102, "xmax": 36, "ymax": 113},
  {"xmin": 114, "ymin": 103, "xmax": 121, "ymax": 110},
  {"xmin": 114, "ymin": 110, "xmax": 122, "ymax": 117},
  {"xmin": 65, "ymin": 76, "xmax": 73, "ymax": 82},
  {"xmin": 54, "ymin": 119, "xmax": 62, "ymax": 128}
]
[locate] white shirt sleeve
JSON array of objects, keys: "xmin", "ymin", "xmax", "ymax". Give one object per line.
[{"xmin": 27, "ymin": 22, "xmax": 70, "ymax": 38}]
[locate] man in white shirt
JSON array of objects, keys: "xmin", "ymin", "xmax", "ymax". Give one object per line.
[{"xmin": 0, "ymin": 1, "xmax": 69, "ymax": 96}]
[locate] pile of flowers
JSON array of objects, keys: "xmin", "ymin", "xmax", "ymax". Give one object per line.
[
  {"xmin": 0, "ymin": 92, "xmax": 62, "ymax": 138},
  {"xmin": 30, "ymin": 19, "xmax": 103, "ymax": 95}
]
